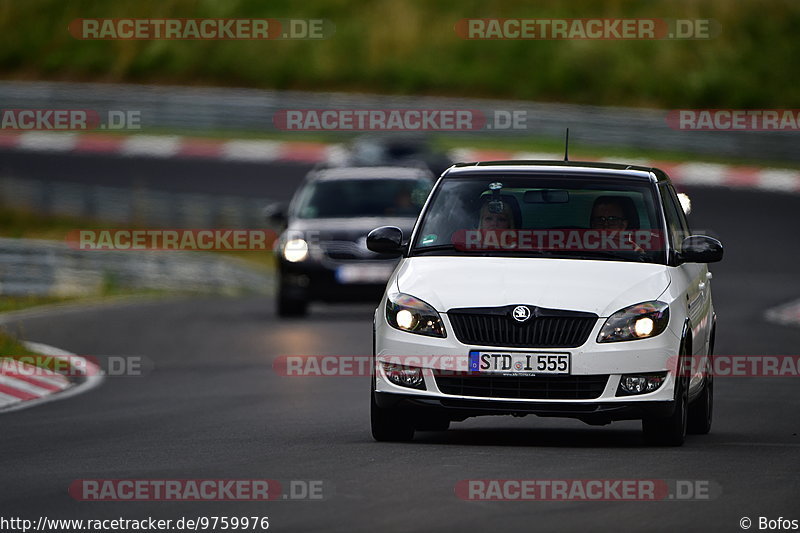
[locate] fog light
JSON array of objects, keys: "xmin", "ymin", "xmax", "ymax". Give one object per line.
[
  {"xmin": 286, "ymin": 274, "xmax": 310, "ymax": 287},
  {"xmin": 382, "ymin": 363, "xmax": 425, "ymax": 390},
  {"xmin": 617, "ymin": 373, "xmax": 666, "ymax": 396}
]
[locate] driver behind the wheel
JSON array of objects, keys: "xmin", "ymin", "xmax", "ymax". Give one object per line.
[{"xmin": 590, "ymin": 196, "xmax": 645, "ymax": 253}]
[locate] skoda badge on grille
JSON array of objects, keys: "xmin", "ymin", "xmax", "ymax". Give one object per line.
[{"xmin": 512, "ymin": 305, "xmax": 531, "ymax": 322}]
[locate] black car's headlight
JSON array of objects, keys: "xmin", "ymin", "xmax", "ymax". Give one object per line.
[
  {"xmin": 597, "ymin": 301, "xmax": 669, "ymax": 343},
  {"xmin": 386, "ymin": 292, "xmax": 445, "ymax": 337},
  {"xmin": 282, "ymin": 238, "xmax": 309, "ymax": 262}
]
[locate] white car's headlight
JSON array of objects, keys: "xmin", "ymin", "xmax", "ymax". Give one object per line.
[
  {"xmin": 283, "ymin": 238, "xmax": 309, "ymax": 262},
  {"xmin": 597, "ymin": 301, "xmax": 669, "ymax": 343},
  {"xmin": 386, "ymin": 292, "xmax": 446, "ymax": 338}
]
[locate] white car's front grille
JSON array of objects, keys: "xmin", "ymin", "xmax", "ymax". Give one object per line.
[{"xmin": 448, "ymin": 306, "xmax": 597, "ymax": 348}]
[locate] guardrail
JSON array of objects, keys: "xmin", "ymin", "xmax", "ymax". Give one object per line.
[
  {"xmin": 0, "ymin": 237, "xmax": 272, "ymax": 297},
  {"xmin": 0, "ymin": 81, "xmax": 797, "ymax": 162},
  {"xmin": 0, "ymin": 175, "xmax": 271, "ymax": 228}
]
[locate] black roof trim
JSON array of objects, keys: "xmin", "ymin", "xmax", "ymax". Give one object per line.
[
  {"xmin": 452, "ymin": 160, "xmax": 654, "ymax": 172},
  {"xmin": 443, "ymin": 160, "xmax": 666, "ymax": 182}
]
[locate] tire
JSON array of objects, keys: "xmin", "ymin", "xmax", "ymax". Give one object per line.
[
  {"xmin": 276, "ymin": 287, "xmax": 308, "ymax": 318},
  {"xmin": 642, "ymin": 339, "xmax": 689, "ymax": 446},
  {"xmin": 688, "ymin": 337, "xmax": 714, "ymax": 435},
  {"xmin": 687, "ymin": 372, "xmax": 713, "ymax": 434},
  {"xmin": 370, "ymin": 391, "xmax": 415, "ymax": 442}
]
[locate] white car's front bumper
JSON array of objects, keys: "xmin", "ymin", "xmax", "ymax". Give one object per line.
[{"xmin": 374, "ymin": 308, "xmax": 684, "ymax": 422}]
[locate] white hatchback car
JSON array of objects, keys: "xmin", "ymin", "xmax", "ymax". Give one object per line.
[{"xmin": 367, "ymin": 161, "xmax": 722, "ymax": 446}]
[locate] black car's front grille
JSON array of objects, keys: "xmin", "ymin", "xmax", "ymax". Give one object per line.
[
  {"xmin": 447, "ymin": 306, "xmax": 598, "ymax": 348},
  {"xmin": 320, "ymin": 240, "xmax": 373, "ymax": 260},
  {"xmin": 434, "ymin": 374, "xmax": 609, "ymax": 400},
  {"xmin": 319, "ymin": 240, "xmax": 399, "ymax": 261}
]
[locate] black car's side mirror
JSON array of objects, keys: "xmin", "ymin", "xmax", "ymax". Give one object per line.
[
  {"xmin": 367, "ymin": 226, "xmax": 404, "ymax": 256},
  {"xmin": 678, "ymin": 235, "xmax": 723, "ymax": 264},
  {"xmin": 263, "ymin": 202, "xmax": 288, "ymax": 227}
]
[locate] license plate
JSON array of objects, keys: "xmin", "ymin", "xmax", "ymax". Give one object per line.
[
  {"xmin": 335, "ymin": 264, "xmax": 394, "ymax": 284},
  {"xmin": 468, "ymin": 351, "xmax": 570, "ymax": 375}
]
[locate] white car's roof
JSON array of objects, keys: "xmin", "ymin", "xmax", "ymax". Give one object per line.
[{"xmin": 445, "ymin": 160, "xmax": 660, "ymax": 182}]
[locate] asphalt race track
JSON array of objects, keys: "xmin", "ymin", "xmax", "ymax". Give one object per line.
[{"xmin": 1, "ymin": 151, "xmax": 799, "ymax": 532}]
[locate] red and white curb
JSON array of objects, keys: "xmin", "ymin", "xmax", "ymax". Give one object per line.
[
  {"xmin": 1, "ymin": 131, "xmax": 799, "ymax": 194},
  {"xmin": 0, "ymin": 131, "xmax": 342, "ymax": 163},
  {"xmin": 0, "ymin": 341, "xmax": 103, "ymax": 413},
  {"xmin": 765, "ymin": 299, "xmax": 800, "ymax": 328}
]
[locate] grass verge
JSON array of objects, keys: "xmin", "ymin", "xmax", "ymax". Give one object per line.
[
  {"xmin": 1, "ymin": 0, "xmax": 798, "ymax": 109},
  {"xmin": 0, "ymin": 331, "xmax": 56, "ymax": 375}
]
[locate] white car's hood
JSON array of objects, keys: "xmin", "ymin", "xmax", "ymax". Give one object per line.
[{"xmin": 395, "ymin": 257, "xmax": 671, "ymax": 317}]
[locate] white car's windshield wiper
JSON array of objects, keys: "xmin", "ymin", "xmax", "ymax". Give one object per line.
[
  {"xmin": 412, "ymin": 244, "xmax": 460, "ymax": 254},
  {"xmin": 561, "ymin": 249, "xmax": 651, "ymax": 262},
  {"xmin": 412, "ymin": 245, "xmax": 556, "ymax": 257}
]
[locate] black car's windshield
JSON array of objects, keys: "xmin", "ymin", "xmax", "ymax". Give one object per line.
[
  {"xmin": 295, "ymin": 178, "xmax": 432, "ymax": 219},
  {"xmin": 412, "ymin": 174, "xmax": 666, "ymax": 264}
]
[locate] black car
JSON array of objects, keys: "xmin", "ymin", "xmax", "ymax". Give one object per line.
[
  {"xmin": 337, "ymin": 134, "xmax": 455, "ymax": 176},
  {"xmin": 269, "ymin": 166, "xmax": 435, "ymax": 317}
]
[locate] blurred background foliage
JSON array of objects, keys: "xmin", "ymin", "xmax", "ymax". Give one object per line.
[{"xmin": 0, "ymin": 0, "xmax": 797, "ymax": 108}]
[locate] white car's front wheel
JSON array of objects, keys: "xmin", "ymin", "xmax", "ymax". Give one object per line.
[
  {"xmin": 688, "ymin": 356, "xmax": 714, "ymax": 435},
  {"xmin": 370, "ymin": 388, "xmax": 415, "ymax": 442},
  {"xmin": 642, "ymin": 339, "xmax": 690, "ymax": 446}
]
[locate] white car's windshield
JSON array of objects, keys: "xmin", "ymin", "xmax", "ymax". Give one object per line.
[{"xmin": 412, "ymin": 175, "xmax": 666, "ymax": 263}]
